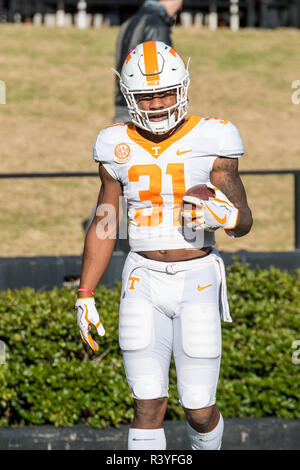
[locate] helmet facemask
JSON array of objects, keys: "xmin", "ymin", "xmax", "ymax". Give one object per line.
[{"xmin": 121, "ymin": 79, "xmax": 190, "ymax": 135}]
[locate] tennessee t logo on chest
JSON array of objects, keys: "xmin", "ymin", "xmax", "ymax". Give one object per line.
[{"xmin": 152, "ymin": 146, "xmax": 161, "ymax": 156}]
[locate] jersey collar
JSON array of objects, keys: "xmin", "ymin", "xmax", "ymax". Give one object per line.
[{"xmin": 126, "ymin": 115, "xmax": 202, "ymax": 158}]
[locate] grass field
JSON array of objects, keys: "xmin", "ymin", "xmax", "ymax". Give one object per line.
[{"xmin": 0, "ymin": 25, "xmax": 299, "ymax": 256}]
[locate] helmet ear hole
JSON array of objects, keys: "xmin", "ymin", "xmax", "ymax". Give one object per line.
[{"xmin": 119, "ymin": 41, "xmax": 190, "ymax": 134}]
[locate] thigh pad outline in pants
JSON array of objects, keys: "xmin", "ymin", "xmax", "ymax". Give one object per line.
[
  {"xmin": 181, "ymin": 303, "xmax": 221, "ymax": 359},
  {"xmin": 176, "ymin": 303, "xmax": 221, "ymax": 410},
  {"xmin": 119, "ymin": 299, "xmax": 152, "ymax": 351},
  {"xmin": 119, "ymin": 299, "xmax": 170, "ymax": 400}
]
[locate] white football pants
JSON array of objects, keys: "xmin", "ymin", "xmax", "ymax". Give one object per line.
[{"xmin": 119, "ymin": 248, "xmax": 231, "ymax": 410}]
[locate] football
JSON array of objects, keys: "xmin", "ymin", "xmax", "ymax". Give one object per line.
[{"xmin": 183, "ymin": 184, "xmax": 216, "ymax": 202}]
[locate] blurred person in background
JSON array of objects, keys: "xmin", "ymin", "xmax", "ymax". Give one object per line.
[{"xmin": 112, "ymin": 0, "xmax": 183, "ymax": 124}]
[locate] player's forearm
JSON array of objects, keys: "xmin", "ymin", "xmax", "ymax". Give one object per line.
[
  {"xmin": 211, "ymin": 157, "xmax": 253, "ymax": 238},
  {"xmin": 226, "ymin": 206, "xmax": 253, "ymax": 238},
  {"xmin": 78, "ymin": 220, "xmax": 117, "ymax": 294}
]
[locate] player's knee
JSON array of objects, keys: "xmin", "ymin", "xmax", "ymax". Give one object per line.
[
  {"xmin": 181, "ymin": 384, "xmax": 215, "ymax": 410},
  {"xmin": 185, "ymin": 406, "xmax": 216, "ymax": 432},
  {"xmin": 133, "ymin": 376, "xmax": 163, "ymax": 400}
]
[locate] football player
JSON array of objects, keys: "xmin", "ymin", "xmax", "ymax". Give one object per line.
[{"xmin": 75, "ymin": 41, "xmax": 253, "ymax": 450}]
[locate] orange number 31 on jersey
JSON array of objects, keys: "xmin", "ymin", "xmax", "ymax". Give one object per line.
[{"xmin": 128, "ymin": 163, "xmax": 186, "ymax": 227}]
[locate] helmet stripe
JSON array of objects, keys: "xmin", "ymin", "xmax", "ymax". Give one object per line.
[{"xmin": 143, "ymin": 41, "xmax": 160, "ymax": 84}]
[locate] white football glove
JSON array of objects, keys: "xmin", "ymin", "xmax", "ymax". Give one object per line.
[
  {"xmin": 75, "ymin": 297, "xmax": 105, "ymax": 352},
  {"xmin": 181, "ymin": 187, "xmax": 239, "ymax": 232}
]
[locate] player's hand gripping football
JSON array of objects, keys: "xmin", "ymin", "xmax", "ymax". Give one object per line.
[
  {"xmin": 181, "ymin": 184, "xmax": 239, "ymax": 232},
  {"xmin": 75, "ymin": 297, "xmax": 105, "ymax": 351}
]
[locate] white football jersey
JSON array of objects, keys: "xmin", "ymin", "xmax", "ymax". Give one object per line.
[{"xmin": 93, "ymin": 115, "xmax": 244, "ymax": 251}]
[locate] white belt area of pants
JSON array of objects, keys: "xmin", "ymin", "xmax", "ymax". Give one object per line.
[
  {"xmin": 129, "ymin": 250, "xmax": 214, "ymax": 274},
  {"xmin": 128, "ymin": 249, "xmax": 232, "ymax": 322}
]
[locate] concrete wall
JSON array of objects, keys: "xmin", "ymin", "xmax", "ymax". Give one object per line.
[{"xmin": 0, "ymin": 418, "xmax": 299, "ymax": 450}]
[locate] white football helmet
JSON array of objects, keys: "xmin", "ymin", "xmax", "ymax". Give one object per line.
[{"xmin": 118, "ymin": 41, "xmax": 190, "ymax": 134}]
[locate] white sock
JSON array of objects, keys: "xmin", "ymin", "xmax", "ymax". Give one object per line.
[
  {"xmin": 186, "ymin": 413, "xmax": 224, "ymax": 450},
  {"xmin": 128, "ymin": 428, "xmax": 166, "ymax": 450}
]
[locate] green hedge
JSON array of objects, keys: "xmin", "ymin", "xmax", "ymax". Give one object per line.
[{"xmin": 0, "ymin": 262, "xmax": 300, "ymax": 428}]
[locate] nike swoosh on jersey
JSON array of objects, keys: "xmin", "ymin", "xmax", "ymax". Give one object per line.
[
  {"xmin": 197, "ymin": 284, "xmax": 212, "ymax": 291},
  {"xmin": 205, "ymin": 203, "xmax": 227, "ymax": 224},
  {"xmin": 176, "ymin": 149, "xmax": 192, "ymax": 156}
]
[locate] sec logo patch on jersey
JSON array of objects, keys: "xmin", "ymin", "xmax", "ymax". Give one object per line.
[{"xmin": 114, "ymin": 143, "xmax": 132, "ymax": 164}]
